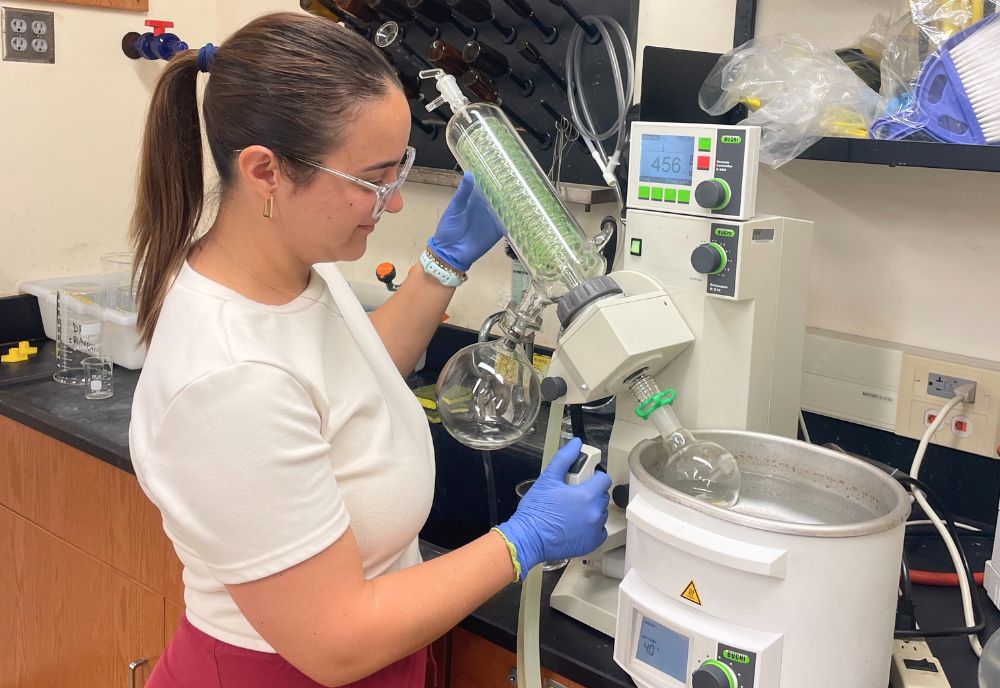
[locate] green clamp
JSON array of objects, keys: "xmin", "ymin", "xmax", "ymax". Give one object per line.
[{"xmin": 635, "ymin": 389, "xmax": 676, "ymax": 419}]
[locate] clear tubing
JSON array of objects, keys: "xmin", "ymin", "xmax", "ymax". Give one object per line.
[{"xmin": 446, "ymin": 102, "xmax": 605, "ymax": 300}]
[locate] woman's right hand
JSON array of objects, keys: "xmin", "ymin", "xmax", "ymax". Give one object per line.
[{"xmin": 496, "ymin": 438, "xmax": 612, "ymax": 578}]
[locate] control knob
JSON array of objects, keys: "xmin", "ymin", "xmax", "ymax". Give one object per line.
[
  {"xmin": 692, "ymin": 660, "xmax": 738, "ymax": 688},
  {"xmin": 695, "ymin": 178, "xmax": 731, "ymax": 210},
  {"xmin": 690, "ymin": 243, "xmax": 727, "ymax": 275}
]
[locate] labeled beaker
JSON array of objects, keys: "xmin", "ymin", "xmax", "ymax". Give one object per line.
[
  {"xmin": 83, "ymin": 356, "xmax": 114, "ymax": 400},
  {"xmin": 54, "ymin": 282, "xmax": 105, "ymax": 385}
]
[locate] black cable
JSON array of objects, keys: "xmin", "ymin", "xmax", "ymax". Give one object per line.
[
  {"xmin": 891, "ymin": 474, "xmax": 986, "ymax": 640},
  {"xmin": 900, "ymin": 548, "xmax": 914, "ymax": 602},
  {"xmin": 569, "ymin": 403, "xmax": 587, "ymax": 445}
]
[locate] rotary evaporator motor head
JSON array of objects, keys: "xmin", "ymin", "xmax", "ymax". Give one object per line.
[{"xmin": 419, "ymin": 68, "xmax": 470, "ymax": 115}]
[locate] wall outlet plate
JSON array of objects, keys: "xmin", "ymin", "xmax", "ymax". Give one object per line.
[
  {"xmin": 896, "ymin": 353, "xmax": 1000, "ymax": 459},
  {"xmin": 2, "ymin": 7, "xmax": 54, "ymax": 64}
]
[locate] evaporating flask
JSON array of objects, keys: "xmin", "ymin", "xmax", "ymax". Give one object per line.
[
  {"xmin": 630, "ymin": 373, "xmax": 741, "ymax": 508},
  {"xmin": 421, "ymin": 69, "xmax": 605, "ymax": 301},
  {"xmin": 435, "ymin": 337, "xmax": 541, "ymax": 450}
]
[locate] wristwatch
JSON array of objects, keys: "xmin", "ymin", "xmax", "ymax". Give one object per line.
[{"xmin": 420, "ymin": 246, "xmax": 467, "ymax": 288}]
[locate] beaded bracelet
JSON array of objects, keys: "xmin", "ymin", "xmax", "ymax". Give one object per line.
[{"xmin": 420, "ymin": 246, "xmax": 467, "ymax": 288}]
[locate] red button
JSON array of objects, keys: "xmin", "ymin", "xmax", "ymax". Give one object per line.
[
  {"xmin": 697, "ymin": 155, "xmax": 711, "ymax": 171},
  {"xmin": 955, "ymin": 420, "xmax": 967, "ymax": 432}
]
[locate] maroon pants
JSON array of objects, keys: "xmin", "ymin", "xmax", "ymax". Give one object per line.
[{"xmin": 147, "ymin": 613, "xmax": 428, "ymax": 688}]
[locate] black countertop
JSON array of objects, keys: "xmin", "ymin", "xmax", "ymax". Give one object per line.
[{"xmin": 1, "ymin": 367, "xmax": 996, "ymax": 688}]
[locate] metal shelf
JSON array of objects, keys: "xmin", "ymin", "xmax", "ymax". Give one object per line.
[
  {"xmin": 408, "ymin": 166, "xmax": 617, "ymax": 207},
  {"xmin": 797, "ymin": 137, "xmax": 1000, "ymax": 173}
]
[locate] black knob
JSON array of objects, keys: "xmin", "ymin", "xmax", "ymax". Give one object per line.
[
  {"xmin": 612, "ymin": 484, "xmax": 629, "ymax": 508},
  {"xmin": 690, "ymin": 243, "xmax": 726, "ymax": 275},
  {"xmin": 541, "ymin": 376, "xmax": 567, "ymax": 401},
  {"xmin": 695, "ymin": 179, "xmax": 730, "ymax": 210},
  {"xmin": 692, "ymin": 663, "xmax": 735, "ymax": 688}
]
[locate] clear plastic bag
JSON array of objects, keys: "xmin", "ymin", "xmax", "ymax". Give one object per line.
[
  {"xmin": 909, "ymin": 0, "xmax": 976, "ymax": 46},
  {"xmin": 859, "ymin": 9, "xmax": 926, "ymax": 110},
  {"xmin": 699, "ymin": 34, "xmax": 880, "ymax": 168},
  {"xmin": 865, "ymin": 4, "xmax": 997, "ymax": 143}
]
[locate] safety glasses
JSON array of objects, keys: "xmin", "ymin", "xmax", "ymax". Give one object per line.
[{"xmin": 296, "ymin": 146, "xmax": 416, "ymax": 220}]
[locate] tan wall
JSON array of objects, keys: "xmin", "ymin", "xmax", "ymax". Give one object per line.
[{"xmin": 4, "ymin": 0, "xmax": 997, "ymax": 361}]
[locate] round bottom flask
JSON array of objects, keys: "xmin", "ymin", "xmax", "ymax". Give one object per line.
[
  {"xmin": 657, "ymin": 430, "xmax": 741, "ymax": 508},
  {"xmin": 436, "ymin": 339, "xmax": 541, "ymax": 450}
]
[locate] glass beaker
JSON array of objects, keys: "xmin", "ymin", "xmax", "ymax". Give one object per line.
[
  {"xmin": 54, "ymin": 282, "xmax": 105, "ymax": 385},
  {"xmin": 514, "ymin": 479, "xmax": 569, "ymax": 572},
  {"xmin": 83, "ymin": 356, "xmax": 114, "ymax": 400},
  {"xmin": 100, "ymin": 252, "xmax": 139, "ymax": 313}
]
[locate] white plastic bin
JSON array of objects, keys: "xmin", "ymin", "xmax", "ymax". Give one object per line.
[
  {"xmin": 20, "ymin": 273, "xmax": 147, "ymax": 370},
  {"xmin": 19, "ymin": 274, "xmax": 423, "ymax": 372}
]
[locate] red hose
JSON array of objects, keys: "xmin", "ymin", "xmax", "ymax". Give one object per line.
[{"xmin": 909, "ymin": 569, "xmax": 985, "ymax": 587}]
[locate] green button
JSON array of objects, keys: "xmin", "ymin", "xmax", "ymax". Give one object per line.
[
  {"xmin": 678, "ymin": 189, "xmax": 691, "ymax": 204},
  {"xmin": 629, "ymin": 238, "xmax": 642, "ymax": 256},
  {"xmin": 638, "ymin": 185, "xmax": 651, "ymax": 200},
  {"xmin": 662, "ymin": 188, "xmax": 677, "ymax": 202},
  {"xmin": 699, "ymin": 137, "xmax": 713, "ymax": 152},
  {"xmin": 651, "ymin": 187, "xmax": 664, "ymax": 201}
]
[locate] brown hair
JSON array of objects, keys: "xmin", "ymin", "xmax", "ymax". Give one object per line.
[{"xmin": 130, "ymin": 12, "xmax": 401, "ymax": 345}]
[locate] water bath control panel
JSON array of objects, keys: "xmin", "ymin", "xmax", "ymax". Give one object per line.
[
  {"xmin": 628, "ymin": 123, "xmax": 761, "ymax": 221},
  {"xmin": 615, "ymin": 573, "xmax": 783, "ymax": 687}
]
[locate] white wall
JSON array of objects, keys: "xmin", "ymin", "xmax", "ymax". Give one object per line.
[
  {"xmin": 0, "ymin": 1, "xmax": 216, "ymax": 292},
  {"xmin": 5, "ymin": 0, "xmax": 999, "ymax": 363}
]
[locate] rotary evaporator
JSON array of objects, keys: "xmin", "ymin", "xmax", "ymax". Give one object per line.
[{"xmin": 423, "ymin": 67, "xmax": 911, "ymax": 688}]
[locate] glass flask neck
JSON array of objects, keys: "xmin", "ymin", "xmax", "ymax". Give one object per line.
[{"xmin": 498, "ymin": 281, "xmax": 548, "ymax": 344}]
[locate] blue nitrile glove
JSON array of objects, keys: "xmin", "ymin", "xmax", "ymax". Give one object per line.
[
  {"xmin": 495, "ymin": 438, "xmax": 612, "ymax": 580},
  {"xmin": 427, "ymin": 172, "xmax": 505, "ymax": 273}
]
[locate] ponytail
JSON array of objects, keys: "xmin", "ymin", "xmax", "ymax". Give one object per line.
[
  {"xmin": 130, "ymin": 13, "xmax": 401, "ymax": 346},
  {"xmin": 130, "ymin": 50, "xmax": 204, "ymax": 347}
]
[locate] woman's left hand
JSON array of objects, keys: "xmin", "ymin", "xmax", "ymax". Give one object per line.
[{"xmin": 428, "ymin": 172, "xmax": 505, "ymax": 273}]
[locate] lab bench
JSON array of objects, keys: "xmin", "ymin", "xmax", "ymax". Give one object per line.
[{"xmin": 0, "ymin": 350, "xmax": 996, "ymax": 687}]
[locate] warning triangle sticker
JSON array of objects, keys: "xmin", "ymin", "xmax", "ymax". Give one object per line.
[{"xmin": 681, "ymin": 581, "xmax": 702, "ymax": 605}]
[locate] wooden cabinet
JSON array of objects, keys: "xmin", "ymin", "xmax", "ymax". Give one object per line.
[
  {"xmin": 0, "ymin": 417, "xmax": 184, "ymax": 688},
  {"xmin": 0, "ymin": 505, "xmax": 164, "ymax": 687},
  {"xmin": 450, "ymin": 627, "xmax": 588, "ymax": 688}
]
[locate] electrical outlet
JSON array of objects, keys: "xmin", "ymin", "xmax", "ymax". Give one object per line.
[
  {"xmin": 2, "ymin": 7, "xmax": 54, "ymax": 64},
  {"xmin": 896, "ymin": 353, "xmax": 1000, "ymax": 459}
]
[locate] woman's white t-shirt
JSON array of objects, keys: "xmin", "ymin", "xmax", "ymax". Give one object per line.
[{"xmin": 129, "ymin": 261, "xmax": 435, "ymax": 651}]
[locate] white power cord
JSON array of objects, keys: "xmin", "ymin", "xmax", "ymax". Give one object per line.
[
  {"xmin": 798, "ymin": 411, "xmax": 812, "ymax": 444},
  {"xmin": 908, "ymin": 383, "xmax": 982, "ymax": 657},
  {"xmin": 907, "ymin": 519, "xmax": 983, "ymax": 533}
]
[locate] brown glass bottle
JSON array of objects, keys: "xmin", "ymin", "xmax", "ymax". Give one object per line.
[{"xmin": 427, "ymin": 39, "xmax": 467, "ymax": 77}]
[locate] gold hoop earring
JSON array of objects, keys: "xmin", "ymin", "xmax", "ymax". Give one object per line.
[{"xmin": 263, "ymin": 195, "xmax": 274, "ymax": 219}]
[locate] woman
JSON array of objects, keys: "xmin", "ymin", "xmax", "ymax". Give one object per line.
[{"xmin": 128, "ymin": 12, "xmax": 611, "ymax": 688}]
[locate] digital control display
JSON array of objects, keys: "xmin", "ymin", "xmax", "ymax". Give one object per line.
[
  {"xmin": 635, "ymin": 616, "xmax": 689, "ymax": 682},
  {"xmin": 639, "ymin": 134, "xmax": 695, "ymax": 186}
]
